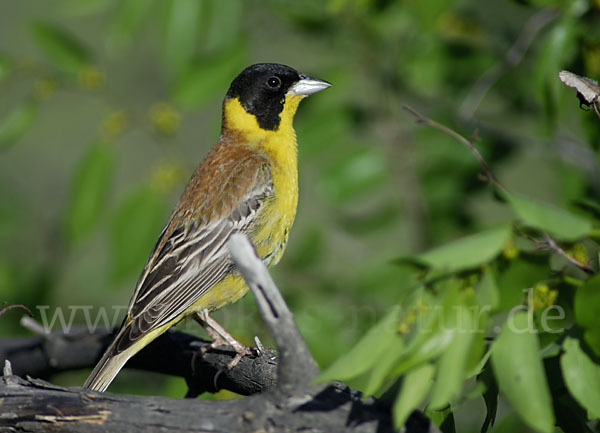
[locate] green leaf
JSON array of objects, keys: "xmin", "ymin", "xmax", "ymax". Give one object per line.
[
  {"xmin": 496, "ymin": 258, "xmax": 548, "ymax": 312},
  {"xmin": 393, "ymin": 363, "xmax": 436, "ymax": 429},
  {"xmin": 318, "ymin": 305, "xmax": 401, "ymax": 382},
  {"xmin": 491, "ymin": 311, "xmax": 555, "ymax": 433},
  {"xmin": 533, "ymin": 16, "xmax": 577, "ymax": 122},
  {"xmin": 31, "ymin": 21, "xmax": 90, "ymax": 74},
  {"xmin": 503, "ymin": 191, "xmax": 592, "ymax": 241},
  {"xmin": 477, "ymin": 362, "xmax": 498, "ymax": 433},
  {"xmin": 574, "ymin": 274, "xmax": 600, "ymax": 356},
  {"xmin": 64, "ymin": 142, "xmax": 114, "ymax": 243},
  {"xmin": 424, "ymin": 406, "xmax": 455, "ymax": 433},
  {"xmin": 465, "ymin": 332, "xmax": 487, "ymax": 378},
  {"xmin": 172, "ymin": 46, "xmax": 246, "ymax": 109},
  {"xmin": 391, "ymin": 284, "xmax": 462, "ymax": 377},
  {"xmin": 409, "ymin": 226, "xmax": 511, "ymax": 273},
  {"xmin": 163, "ymin": 0, "xmax": 201, "ymax": 80},
  {"xmin": 364, "ymin": 335, "xmax": 406, "ymax": 395},
  {"xmin": 561, "ymin": 337, "xmax": 600, "ymax": 419},
  {"xmin": 0, "ymin": 100, "xmax": 37, "ymax": 150},
  {"xmin": 475, "ymin": 268, "xmax": 499, "ymax": 311},
  {"xmin": 110, "ymin": 185, "xmax": 167, "ymax": 281},
  {"xmin": 429, "ymin": 305, "xmax": 475, "ymax": 409}
]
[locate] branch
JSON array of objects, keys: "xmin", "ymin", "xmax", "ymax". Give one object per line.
[
  {"xmin": 542, "ymin": 233, "xmax": 595, "ymax": 275},
  {"xmin": 404, "ymin": 105, "xmax": 595, "ymax": 275},
  {"xmin": 0, "ymin": 324, "xmax": 277, "ymax": 396},
  {"xmin": 228, "ymin": 233, "xmax": 318, "ymax": 390},
  {"xmin": 0, "ymin": 235, "xmax": 441, "ymax": 432},
  {"xmin": 0, "ymin": 374, "xmax": 439, "ymax": 433},
  {"xmin": 403, "ymin": 105, "xmax": 506, "ymax": 191},
  {"xmin": 459, "ymin": 8, "xmax": 559, "ymax": 121},
  {"xmin": 0, "ymin": 302, "xmax": 33, "ymax": 318}
]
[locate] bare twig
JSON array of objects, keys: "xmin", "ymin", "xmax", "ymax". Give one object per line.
[
  {"xmin": 518, "ymin": 227, "xmax": 595, "ymax": 274},
  {"xmin": 228, "ymin": 234, "xmax": 319, "ymax": 389},
  {"xmin": 3, "ymin": 360, "xmax": 12, "ymax": 376},
  {"xmin": 20, "ymin": 316, "xmax": 48, "ymax": 334},
  {"xmin": 403, "ymin": 105, "xmax": 507, "ymax": 191},
  {"xmin": 405, "ymin": 107, "xmax": 595, "ymax": 275},
  {"xmin": 0, "ymin": 303, "xmax": 33, "ymax": 318},
  {"xmin": 459, "ymin": 8, "xmax": 559, "ymax": 121},
  {"xmin": 542, "ymin": 233, "xmax": 595, "ymax": 274}
]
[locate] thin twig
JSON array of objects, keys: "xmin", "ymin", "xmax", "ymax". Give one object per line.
[
  {"xmin": 228, "ymin": 233, "xmax": 319, "ymax": 389},
  {"xmin": 405, "ymin": 107, "xmax": 595, "ymax": 275},
  {"xmin": 517, "ymin": 227, "xmax": 595, "ymax": 274},
  {"xmin": 459, "ymin": 8, "xmax": 559, "ymax": 120},
  {"xmin": 3, "ymin": 360, "xmax": 12, "ymax": 376},
  {"xmin": 20, "ymin": 316, "xmax": 49, "ymax": 335},
  {"xmin": 0, "ymin": 303, "xmax": 33, "ymax": 318},
  {"xmin": 403, "ymin": 105, "xmax": 507, "ymax": 191},
  {"xmin": 542, "ymin": 233, "xmax": 595, "ymax": 274},
  {"xmin": 594, "ymin": 101, "xmax": 600, "ymax": 121}
]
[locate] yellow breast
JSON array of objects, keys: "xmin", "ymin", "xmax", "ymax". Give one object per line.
[
  {"xmin": 223, "ymin": 95, "xmax": 301, "ymax": 267},
  {"xmin": 191, "ymin": 95, "xmax": 302, "ymax": 313}
]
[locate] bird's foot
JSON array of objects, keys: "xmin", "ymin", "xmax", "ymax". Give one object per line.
[{"xmin": 195, "ymin": 310, "xmax": 252, "ymax": 369}]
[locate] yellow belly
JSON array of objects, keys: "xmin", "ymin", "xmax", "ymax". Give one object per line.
[
  {"xmin": 189, "ymin": 273, "xmax": 248, "ymax": 312},
  {"xmin": 189, "ymin": 168, "xmax": 297, "ymax": 314}
]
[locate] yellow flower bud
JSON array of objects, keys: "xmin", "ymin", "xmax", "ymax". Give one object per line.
[
  {"xmin": 503, "ymin": 237, "xmax": 519, "ymax": 260},
  {"xmin": 148, "ymin": 102, "xmax": 181, "ymax": 136},
  {"xmin": 78, "ymin": 65, "xmax": 104, "ymax": 90},
  {"xmin": 34, "ymin": 77, "xmax": 57, "ymax": 100},
  {"xmin": 101, "ymin": 110, "xmax": 128, "ymax": 140},
  {"xmin": 150, "ymin": 161, "xmax": 186, "ymax": 193}
]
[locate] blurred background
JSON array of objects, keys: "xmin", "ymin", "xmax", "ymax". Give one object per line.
[{"xmin": 1, "ymin": 0, "xmax": 599, "ymax": 431}]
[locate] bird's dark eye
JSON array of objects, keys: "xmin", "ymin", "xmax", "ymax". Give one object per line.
[{"xmin": 266, "ymin": 76, "xmax": 282, "ymax": 89}]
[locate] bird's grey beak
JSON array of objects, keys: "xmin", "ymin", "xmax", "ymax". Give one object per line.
[{"xmin": 289, "ymin": 74, "xmax": 332, "ymax": 97}]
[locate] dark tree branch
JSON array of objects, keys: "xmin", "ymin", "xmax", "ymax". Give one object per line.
[
  {"xmin": 0, "ymin": 235, "xmax": 441, "ymax": 432},
  {"xmin": 0, "ymin": 374, "xmax": 439, "ymax": 433},
  {"xmin": 0, "ymin": 324, "xmax": 277, "ymax": 396}
]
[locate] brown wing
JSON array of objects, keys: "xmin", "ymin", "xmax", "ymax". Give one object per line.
[{"xmin": 116, "ymin": 141, "xmax": 273, "ymax": 352}]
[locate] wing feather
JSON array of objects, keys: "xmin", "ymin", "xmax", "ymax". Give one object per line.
[{"xmin": 116, "ymin": 145, "xmax": 273, "ymax": 353}]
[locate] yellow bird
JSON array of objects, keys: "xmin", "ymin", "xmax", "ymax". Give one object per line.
[{"xmin": 84, "ymin": 63, "xmax": 331, "ymax": 392}]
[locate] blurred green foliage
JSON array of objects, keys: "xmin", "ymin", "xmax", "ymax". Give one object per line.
[{"xmin": 1, "ymin": 0, "xmax": 600, "ymax": 431}]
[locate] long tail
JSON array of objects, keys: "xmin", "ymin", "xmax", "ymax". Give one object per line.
[
  {"xmin": 83, "ymin": 326, "xmax": 138, "ymax": 392},
  {"xmin": 85, "ymin": 317, "xmax": 175, "ymax": 391}
]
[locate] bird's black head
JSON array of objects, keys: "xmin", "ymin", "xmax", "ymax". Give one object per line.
[{"xmin": 226, "ymin": 63, "xmax": 302, "ymax": 131}]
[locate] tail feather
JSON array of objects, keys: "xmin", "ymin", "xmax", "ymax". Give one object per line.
[
  {"xmin": 84, "ymin": 321, "xmax": 172, "ymax": 392},
  {"xmin": 83, "ymin": 328, "xmax": 135, "ymax": 392},
  {"xmin": 83, "ymin": 348, "xmax": 132, "ymax": 392}
]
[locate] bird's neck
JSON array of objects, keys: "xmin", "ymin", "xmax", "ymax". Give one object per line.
[{"xmin": 221, "ymin": 95, "xmax": 301, "ymax": 170}]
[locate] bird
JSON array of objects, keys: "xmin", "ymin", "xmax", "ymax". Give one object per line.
[{"xmin": 83, "ymin": 63, "xmax": 331, "ymax": 392}]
